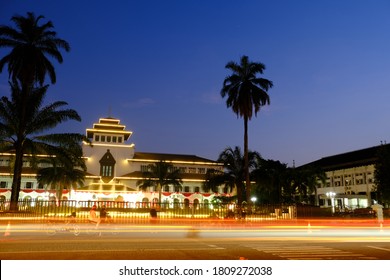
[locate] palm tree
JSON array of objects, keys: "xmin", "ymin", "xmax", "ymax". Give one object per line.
[
  {"xmin": 137, "ymin": 161, "xmax": 183, "ymax": 205},
  {"xmin": 203, "ymin": 146, "xmax": 260, "ymax": 204},
  {"xmin": 288, "ymin": 167, "xmax": 326, "ymax": 204},
  {"xmin": 37, "ymin": 150, "xmax": 86, "ymax": 201},
  {"xmin": 0, "ymin": 12, "xmax": 70, "ymax": 87},
  {"xmin": 221, "ymin": 55, "xmax": 273, "ymax": 203},
  {"xmin": 0, "ymin": 12, "xmax": 70, "ymax": 210},
  {"xmin": 0, "ymin": 83, "xmax": 85, "ymax": 210}
]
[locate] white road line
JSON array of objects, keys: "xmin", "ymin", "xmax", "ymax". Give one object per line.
[
  {"xmin": 208, "ymin": 244, "xmax": 225, "ymax": 250},
  {"xmin": 367, "ymin": 246, "xmax": 390, "ymax": 252},
  {"xmin": 251, "ymin": 245, "xmax": 376, "ymax": 260},
  {"xmin": 0, "ymin": 246, "xmax": 226, "ymax": 255}
]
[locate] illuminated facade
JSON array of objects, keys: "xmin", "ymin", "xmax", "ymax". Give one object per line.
[
  {"xmin": 305, "ymin": 145, "xmax": 385, "ymax": 211},
  {"xmin": 0, "ymin": 117, "xmax": 225, "ymax": 205}
]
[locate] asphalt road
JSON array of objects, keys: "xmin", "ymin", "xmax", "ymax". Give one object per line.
[{"xmin": 1, "ymin": 223, "xmax": 390, "ymax": 260}]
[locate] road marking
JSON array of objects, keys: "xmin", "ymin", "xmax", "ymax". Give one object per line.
[
  {"xmin": 208, "ymin": 244, "xmax": 225, "ymax": 250},
  {"xmin": 0, "ymin": 246, "xmax": 226, "ymax": 255},
  {"xmin": 249, "ymin": 245, "xmax": 377, "ymax": 260},
  {"xmin": 367, "ymin": 246, "xmax": 390, "ymax": 252}
]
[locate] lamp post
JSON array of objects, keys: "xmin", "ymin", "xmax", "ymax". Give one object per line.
[
  {"xmin": 326, "ymin": 192, "xmax": 336, "ymax": 214},
  {"xmin": 251, "ymin": 197, "xmax": 257, "ymax": 214}
]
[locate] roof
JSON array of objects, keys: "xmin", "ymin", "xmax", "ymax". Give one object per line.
[
  {"xmin": 131, "ymin": 152, "xmax": 220, "ymax": 165},
  {"xmin": 300, "ymin": 144, "xmax": 390, "ymax": 171},
  {"xmin": 86, "ymin": 117, "xmax": 132, "ymax": 140},
  {"xmin": 76, "ymin": 184, "xmax": 137, "ymax": 192},
  {"xmin": 122, "ymin": 170, "xmax": 207, "ymax": 181}
]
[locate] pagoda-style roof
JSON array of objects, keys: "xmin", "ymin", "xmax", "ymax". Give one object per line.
[{"xmin": 86, "ymin": 117, "xmax": 132, "ymax": 140}]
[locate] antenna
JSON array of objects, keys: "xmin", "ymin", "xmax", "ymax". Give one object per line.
[{"xmin": 108, "ymin": 105, "xmax": 112, "ymax": 118}]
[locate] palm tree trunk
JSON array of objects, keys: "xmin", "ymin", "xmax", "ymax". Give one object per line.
[
  {"xmin": 10, "ymin": 142, "xmax": 24, "ymax": 211},
  {"xmin": 244, "ymin": 116, "xmax": 250, "ymax": 204},
  {"xmin": 10, "ymin": 83, "xmax": 30, "ymax": 211},
  {"xmin": 158, "ymin": 183, "xmax": 162, "ymax": 209}
]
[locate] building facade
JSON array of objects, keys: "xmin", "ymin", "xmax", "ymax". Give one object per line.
[
  {"xmin": 304, "ymin": 145, "xmax": 384, "ymax": 211},
  {"xmin": 0, "ymin": 117, "xmax": 225, "ymax": 206}
]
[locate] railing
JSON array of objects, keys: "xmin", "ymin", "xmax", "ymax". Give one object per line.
[{"xmin": 0, "ymin": 199, "xmax": 336, "ymax": 223}]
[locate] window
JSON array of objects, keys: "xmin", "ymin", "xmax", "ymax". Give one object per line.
[
  {"xmin": 118, "ymin": 137, "xmax": 122, "ymax": 143},
  {"xmin": 113, "ymin": 136, "xmax": 117, "ymax": 143},
  {"xmin": 37, "ymin": 183, "xmax": 44, "ymax": 190},
  {"xmin": 184, "ymin": 186, "xmax": 190, "ymax": 192},
  {"xmin": 101, "ymin": 136, "xmax": 106, "ymax": 142},
  {"xmin": 164, "ymin": 186, "xmax": 170, "ymax": 192},
  {"xmin": 99, "ymin": 149, "xmax": 116, "ymax": 182},
  {"xmin": 141, "ymin": 165, "xmax": 149, "ymax": 172},
  {"xmin": 188, "ymin": 167, "xmax": 196, "ymax": 174},
  {"xmin": 95, "ymin": 135, "xmax": 99, "ymax": 142},
  {"xmin": 0, "ymin": 181, "xmax": 6, "ymax": 188},
  {"xmin": 194, "ymin": 187, "xmax": 200, "ymax": 193},
  {"xmin": 198, "ymin": 168, "xmax": 205, "ymax": 174},
  {"xmin": 25, "ymin": 182, "xmax": 33, "ymax": 189},
  {"xmin": 101, "ymin": 165, "xmax": 113, "ymax": 177},
  {"xmin": 107, "ymin": 136, "xmax": 111, "ymax": 142}
]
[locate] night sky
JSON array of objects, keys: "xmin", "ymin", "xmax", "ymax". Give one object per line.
[{"xmin": 1, "ymin": 0, "xmax": 390, "ymax": 167}]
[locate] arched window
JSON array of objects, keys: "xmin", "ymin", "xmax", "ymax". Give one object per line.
[
  {"xmin": 142, "ymin": 197, "xmax": 149, "ymax": 208},
  {"xmin": 193, "ymin": 199, "xmax": 199, "ymax": 210}
]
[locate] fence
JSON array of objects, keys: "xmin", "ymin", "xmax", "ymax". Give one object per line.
[{"xmin": 0, "ymin": 199, "xmax": 334, "ymax": 224}]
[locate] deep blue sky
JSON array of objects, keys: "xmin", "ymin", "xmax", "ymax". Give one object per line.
[{"xmin": 1, "ymin": 0, "xmax": 390, "ymax": 166}]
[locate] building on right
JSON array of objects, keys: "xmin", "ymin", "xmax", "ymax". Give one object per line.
[{"xmin": 302, "ymin": 144, "xmax": 389, "ymax": 212}]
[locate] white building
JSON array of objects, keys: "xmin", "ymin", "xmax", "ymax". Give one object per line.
[
  {"xmin": 304, "ymin": 145, "xmax": 383, "ymax": 211},
  {"xmin": 0, "ymin": 117, "xmax": 225, "ymax": 206}
]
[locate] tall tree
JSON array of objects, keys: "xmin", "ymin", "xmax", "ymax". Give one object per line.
[
  {"xmin": 137, "ymin": 161, "xmax": 183, "ymax": 205},
  {"xmin": 221, "ymin": 55, "xmax": 273, "ymax": 203},
  {"xmin": 251, "ymin": 158, "xmax": 288, "ymax": 204},
  {"xmin": 203, "ymin": 146, "xmax": 260, "ymax": 204},
  {"xmin": 286, "ymin": 167, "xmax": 326, "ymax": 204},
  {"xmin": 0, "ymin": 83, "xmax": 85, "ymax": 210},
  {"xmin": 37, "ymin": 151, "xmax": 86, "ymax": 201},
  {"xmin": 0, "ymin": 12, "xmax": 70, "ymax": 86},
  {"xmin": 0, "ymin": 12, "xmax": 70, "ymax": 210},
  {"xmin": 374, "ymin": 144, "xmax": 390, "ymax": 207}
]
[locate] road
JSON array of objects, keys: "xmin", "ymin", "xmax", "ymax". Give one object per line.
[{"xmin": 1, "ymin": 222, "xmax": 390, "ymax": 260}]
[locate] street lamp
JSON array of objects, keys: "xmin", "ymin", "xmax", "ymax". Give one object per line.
[
  {"xmin": 326, "ymin": 192, "xmax": 336, "ymax": 213},
  {"xmin": 251, "ymin": 197, "xmax": 257, "ymax": 214}
]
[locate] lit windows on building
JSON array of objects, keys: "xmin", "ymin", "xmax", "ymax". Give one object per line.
[
  {"xmin": 188, "ymin": 167, "xmax": 196, "ymax": 174},
  {"xmin": 101, "ymin": 165, "xmax": 113, "ymax": 177},
  {"xmin": 99, "ymin": 149, "xmax": 116, "ymax": 182}
]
